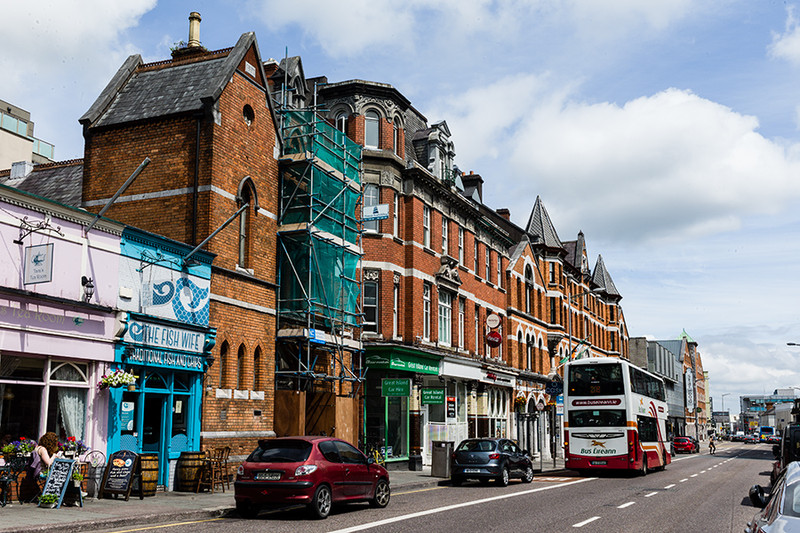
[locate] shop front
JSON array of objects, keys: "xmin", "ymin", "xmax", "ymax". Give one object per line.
[
  {"xmin": 364, "ymin": 346, "xmax": 440, "ymax": 467},
  {"xmin": 108, "ymin": 314, "xmax": 214, "ymax": 489},
  {"xmin": 0, "ymin": 289, "xmax": 116, "ymax": 453}
]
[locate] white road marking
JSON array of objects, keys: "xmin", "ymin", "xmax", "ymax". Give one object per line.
[
  {"xmin": 573, "ymin": 516, "xmax": 601, "ymax": 528},
  {"xmin": 680, "ymin": 478, "xmax": 688, "ymax": 482},
  {"xmin": 617, "ymin": 502, "xmax": 636, "ymax": 509},
  {"xmin": 690, "ymin": 474, "xmax": 698, "ymax": 477},
  {"xmin": 644, "ymin": 491, "xmax": 658, "ymax": 498},
  {"xmin": 664, "ymin": 484, "xmax": 675, "ymax": 489},
  {"xmin": 328, "ymin": 477, "xmax": 596, "ymax": 533}
]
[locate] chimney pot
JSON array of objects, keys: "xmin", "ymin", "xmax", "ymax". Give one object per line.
[{"xmin": 188, "ymin": 12, "xmax": 202, "ymax": 48}]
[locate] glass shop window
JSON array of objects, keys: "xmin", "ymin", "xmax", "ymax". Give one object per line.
[{"xmin": 46, "ymin": 362, "xmax": 89, "ymax": 441}]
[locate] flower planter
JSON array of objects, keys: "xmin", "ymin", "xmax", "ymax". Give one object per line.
[
  {"xmin": 127, "ymin": 384, "xmax": 136, "ymax": 391},
  {"xmin": 40, "ymin": 502, "xmax": 56, "ymax": 509}
]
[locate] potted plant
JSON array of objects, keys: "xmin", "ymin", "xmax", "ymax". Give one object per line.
[
  {"xmin": 97, "ymin": 368, "xmax": 138, "ymax": 391},
  {"xmin": 59, "ymin": 436, "xmax": 90, "ymax": 459},
  {"xmin": 38, "ymin": 494, "xmax": 58, "ymax": 508},
  {"xmin": 71, "ymin": 470, "xmax": 84, "ymax": 489}
]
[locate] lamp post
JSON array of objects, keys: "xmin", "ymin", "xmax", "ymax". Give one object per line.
[
  {"xmin": 720, "ymin": 393, "xmax": 730, "ymax": 435},
  {"xmin": 567, "ymin": 288, "xmax": 600, "ymax": 361}
]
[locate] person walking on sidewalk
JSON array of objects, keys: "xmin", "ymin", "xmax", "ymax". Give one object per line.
[{"xmin": 708, "ymin": 436, "xmax": 716, "ymax": 455}]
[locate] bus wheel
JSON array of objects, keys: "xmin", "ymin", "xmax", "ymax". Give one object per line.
[{"xmin": 640, "ymin": 459, "xmax": 648, "ymax": 476}]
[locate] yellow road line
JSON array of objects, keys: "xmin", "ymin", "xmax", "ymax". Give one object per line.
[{"xmin": 106, "ymin": 517, "xmax": 225, "ymax": 532}]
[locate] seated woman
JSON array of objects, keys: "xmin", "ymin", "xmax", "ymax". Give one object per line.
[{"xmin": 21, "ymin": 432, "xmax": 59, "ymax": 501}]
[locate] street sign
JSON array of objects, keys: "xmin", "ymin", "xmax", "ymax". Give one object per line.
[
  {"xmin": 362, "ymin": 204, "xmax": 390, "ymax": 221},
  {"xmin": 382, "ymin": 378, "xmax": 411, "ymax": 397},
  {"xmin": 421, "ymin": 388, "xmax": 445, "ymax": 405}
]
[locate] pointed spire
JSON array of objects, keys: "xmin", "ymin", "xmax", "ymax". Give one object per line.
[
  {"xmin": 525, "ymin": 196, "xmax": 562, "ymax": 249},
  {"xmin": 592, "ymin": 254, "xmax": 620, "ymax": 297}
]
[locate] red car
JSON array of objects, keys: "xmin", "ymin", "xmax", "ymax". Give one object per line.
[
  {"xmin": 673, "ymin": 436, "xmax": 698, "ymax": 454},
  {"xmin": 234, "ymin": 436, "xmax": 390, "ymax": 519}
]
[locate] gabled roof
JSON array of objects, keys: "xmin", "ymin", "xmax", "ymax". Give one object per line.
[
  {"xmin": 2, "ymin": 160, "xmax": 84, "ymax": 208},
  {"xmin": 591, "ymin": 254, "xmax": 620, "ymax": 297},
  {"xmin": 525, "ymin": 196, "xmax": 562, "ymax": 249},
  {"xmin": 80, "ymin": 33, "xmax": 278, "ymax": 140}
]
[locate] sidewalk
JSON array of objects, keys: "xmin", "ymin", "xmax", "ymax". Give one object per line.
[{"xmin": 0, "ymin": 460, "xmax": 568, "ymax": 533}]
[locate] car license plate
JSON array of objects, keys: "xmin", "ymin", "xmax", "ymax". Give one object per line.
[
  {"xmin": 590, "ymin": 461, "xmax": 607, "ymax": 466},
  {"xmin": 463, "ymin": 468, "xmax": 481, "ymax": 473},
  {"xmin": 255, "ymin": 472, "xmax": 281, "ymax": 481}
]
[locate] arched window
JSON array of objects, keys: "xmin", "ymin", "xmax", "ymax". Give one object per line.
[
  {"xmin": 238, "ymin": 185, "xmax": 254, "ymax": 269},
  {"xmin": 253, "ymin": 346, "xmax": 262, "ymax": 390},
  {"xmin": 237, "ymin": 344, "xmax": 247, "ymax": 390},
  {"xmin": 517, "ymin": 331, "xmax": 523, "ymax": 367},
  {"xmin": 538, "ymin": 337, "xmax": 544, "ymax": 373},
  {"xmin": 526, "ymin": 334, "xmax": 532, "ymax": 370},
  {"xmin": 218, "ymin": 341, "xmax": 229, "ymax": 388},
  {"xmin": 524, "ymin": 265, "xmax": 533, "ymax": 314},
  {"xmin": 365, "ymin": 110, "xmax": 380, "ymax": 148},
  {"xmin": 335, "ymin": 112, "xmax": 347, "ymax": 133}
]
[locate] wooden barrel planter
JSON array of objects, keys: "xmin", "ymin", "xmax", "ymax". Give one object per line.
[
  {"xmin": 175, "ymin": 451, "xmax": 206, "ymax": 492},
  {"xmin": 138, "ymin": 453, "xmax": 159, "ymax": 497}
]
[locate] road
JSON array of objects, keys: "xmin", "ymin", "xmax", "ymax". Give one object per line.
[{"xmin": 99, "ymin": 441, "xmax": 774, "ymax": 533}]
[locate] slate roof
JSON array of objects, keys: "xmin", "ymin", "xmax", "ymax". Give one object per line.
[
  {"xmin": 2, "ymin": 160, "xmax": 84, "ymax": 207},
  {"xmin": 656, "ymin": 339, "xmax": 686, "ymax": 363},
  {"xmin": 525, "ymin": 196, "xmax": 562, "ymax": 248},
  {"xmin": 591, "ymin": 254, "xmax": 620, "ymax": 297}
]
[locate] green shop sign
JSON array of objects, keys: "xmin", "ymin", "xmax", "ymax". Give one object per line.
[
  {"xmin": 421, "ymin": 388, "xmax": 445, "ymax": 405},
  {"xmin": 365, "ymin": 349, "xmax": 439, "ymax": 375},
  {"xmin": 382, "ymin": 378, "xmax": 411, "ymax": 397}
]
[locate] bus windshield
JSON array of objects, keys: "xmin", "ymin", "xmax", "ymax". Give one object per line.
[
  {"xmin": 568, "ymin": 409, "xmax": 626, "ymax": 427},
  {"xmin": 567, "ymin": 363, "xmax": 624, "ymax": 396}
]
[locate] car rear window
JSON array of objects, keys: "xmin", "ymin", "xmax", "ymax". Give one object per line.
[
  {"xmin": 248, "ymin": 439, "xmax": 312, "ymax": 463},
  {"xmin": 456, "ymin": 440, "xmax": 496, "ymax": 452},
  {"xmin": 784, "ymin": 481, "xmax": 800, "ymax": 518}
]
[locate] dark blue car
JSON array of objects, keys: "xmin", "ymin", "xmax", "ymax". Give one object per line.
[{"xmin": 450, "ymin": 438, "xmax": 534, "ymax": 487}]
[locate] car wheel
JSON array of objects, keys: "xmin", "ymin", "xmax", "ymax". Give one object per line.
[
  {"xmin": 308, "ymin": 484, "xmax": 332, "ymax": 519},
  {"xmin": 236, "ymin": 500, "xmax": 258, "ymax": 519},
  {"xmin": 497, "ymin": 467, "xmax": 510, "ymax": 487},
  {"xmin": 521, "ymin": 465, "xmax": 534, "ymax": 483},
  {"xmin": 451, "ymin": 475, "xmax": 463, "ymax": 487},
  {"xmin": 369, "ymin": 479, "xmax": 390, "ymax": 508}
]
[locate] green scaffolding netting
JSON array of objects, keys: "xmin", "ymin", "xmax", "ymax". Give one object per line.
[
  {"xmin": 279, "ymin": 232, "xmax": 361, "ymax": 328},
  {"xmin": 282, "ymin": 110, "xmax": 361, "ymax": 184}
]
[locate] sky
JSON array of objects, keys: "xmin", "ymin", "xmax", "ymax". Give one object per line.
[{"xmin": 4, "ymin": 0, "xmax": 800, "ymax": 417}]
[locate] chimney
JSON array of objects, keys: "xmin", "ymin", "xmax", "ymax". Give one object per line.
[
  {"xmin": 496, "ymin": 208, "xmax": 511, "ymax": 221},
  {"xmin": 187, "ymin": 12, "xmax": 202, "ymax": 48},
  {"xmin": 10, "ymin": 161, "xmax": 34, "ymax": 180}
]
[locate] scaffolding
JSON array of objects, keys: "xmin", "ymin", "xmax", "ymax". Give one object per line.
[{"xmin": 276, "ymin": 110, "xmax": 364, "ymax": 395}]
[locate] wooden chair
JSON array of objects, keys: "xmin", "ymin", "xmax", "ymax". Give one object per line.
[
  {"xmin": 217, "ymin": 447, "xmax": 231, "ymax": 489},
  {"xmin": 195, "ymin": 449, "xmax": 226, "ymax": 493}
]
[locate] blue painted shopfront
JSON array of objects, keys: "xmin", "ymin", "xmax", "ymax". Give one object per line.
[{"xmin": 106, "ymin": 228, "xmax": 215, "ymax": 489}]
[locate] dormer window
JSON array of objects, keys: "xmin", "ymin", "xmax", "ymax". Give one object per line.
[{"xmin": 365, "ymin": 110, "xmax": 380, "ymax": 148}]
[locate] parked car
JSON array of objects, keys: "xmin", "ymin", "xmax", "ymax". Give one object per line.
[
  {"xmin": 234, "ymin": 436, "xmax": 390, "ymax": 519},
  {"xmin": 745, "ymin": 434, "xmax": 759, "ymax": 444},
  {"xmin": 771, "ymin": 424, "xmax": 800, "ymax": 485},
  {"xmin": 746, "ymin": 461, "xmax": 800, "ymax": 533},
  {"xmin": 450, "ymin": 438, "xmax": 534, "ymax": 486},
  {"xmin": 673, "ymin": 436, "xmax": 698, "ymax": 454},
  {"xmin": 768, "ymin": 434, "xmax": 782, "ymax": 444}
]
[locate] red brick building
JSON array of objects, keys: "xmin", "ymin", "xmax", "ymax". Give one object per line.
[{"xmin": 79, "ymin": 20, "xmax": 281, "ymax": 462}]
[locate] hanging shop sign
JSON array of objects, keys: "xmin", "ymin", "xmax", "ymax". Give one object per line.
[
  {"xmin": 23, "ymin": 243, "xmax": 54, "ymax": 285},
  {"xmin": 446, "ymin": 396, "xmax": 457, "ymax": 418},
  {"xmin": 382, "ymin": 378, "xmax": 411, "ymax": 397},
  {"xmin": 421, "ymin": 388, "xmax": 445, "ymax": 405},
  {"xmin": 486, "ymin": 314, "xmax": 500, "ymax": 329},
  {"xmin": 486, "ymin": 330, "xmax": 502, "ymax": 348}
]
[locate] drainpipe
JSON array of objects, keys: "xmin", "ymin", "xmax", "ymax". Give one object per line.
[{"xmin": 192, "ymin": 117, "xmax": 201, "ymax": 244}]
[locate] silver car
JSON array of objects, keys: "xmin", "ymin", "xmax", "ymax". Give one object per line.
[{"xmin": 746, "ymin": 461, "xmax": 800, "ymax": 533}]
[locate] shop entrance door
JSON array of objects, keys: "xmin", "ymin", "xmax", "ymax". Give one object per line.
[{"xmin": 142, "ymin": 394, "xmax": 167, "ymax": 485}]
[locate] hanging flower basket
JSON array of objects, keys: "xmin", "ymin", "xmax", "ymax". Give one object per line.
[
  {"xmin": 98, "ymin": 369, "xmax": 138, "ymax": 390},
  {"xmin": 59, "ymin": 436, "xmax": 90, "ymax": 457}
]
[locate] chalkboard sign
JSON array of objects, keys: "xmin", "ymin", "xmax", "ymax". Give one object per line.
[
  {"xmin": 100, "ymin": 450, "xmax": 142, "ymax": 501},
  {"xmin": 40, "ymin": 458, "xmax": 82, "ymax": 509}
]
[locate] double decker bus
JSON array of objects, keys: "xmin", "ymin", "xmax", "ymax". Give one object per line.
[{"xmin": 564, "ymin": 357, "xmax": 670, "ymax": 474}]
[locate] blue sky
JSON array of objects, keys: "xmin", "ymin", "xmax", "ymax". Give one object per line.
[{"xmin": 5, "ymin": 1, "xmax": 800, "ymax": 416}]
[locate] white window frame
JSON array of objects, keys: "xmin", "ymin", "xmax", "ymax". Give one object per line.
[
  {"xmin": 335, "ymin": 112, "xmax": 347, "ymax": 133},
  {"xmin": 485, "ymin": 249, "xmax": 491, "ymax": 280},
  {"xmin": 474, "ymin": 306, "xmax": 481, "ymax": 355},
  {"xmin": 441, "ymin": 217, "xmax": 449, "ymax": 255},
  {"xmin": 496, "ymin": 254, "xmax": 502, "ymax": 287},
  {"xmin": 365, "ymin": 110, "xmax": 380, "ymax": 148},
  {"xmin": 423, "ymin": 284, "xmax": 431, "ymax": 340},
  {"xmin": 438, "ymin": 290, "xmax": 452, "ymax": 347},
  {"xmin": 392, "ymin": 192, "xmax": 399, "ymax": 237},
  {"xmin": 474, "ymin": 240, "xmax": 479, "ymax": 276},
  {"xmin": 458, "ymin": 228, "xmax": 464, "ymax": 265},
  {"xmin": 363, "ymin": 184, "xmax": 379, "ymax": 232},
  {"xmin": 423, "ymin": 205, "xmax": 431, "ymax": 248},
  {"xmin": 392, "ymin": 282, "xmax": 399, "ymax": 338},
  {"xmin": 458, "ymin": 298, "xmax": 465, "ymax": 349},
  {"xmin": 363, "ymin": 280, "xmax": 379, "ymax": 333}
]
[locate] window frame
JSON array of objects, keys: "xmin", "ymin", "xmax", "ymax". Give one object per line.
[
  {"xmin": 365, "ymin": 110, "xmax": 380, "ymax": 148},
  {"xmin": 423, "ymin": 205, "xmax": 431, "ymax": 248},
  {"xmin": 438, "ymin": 290, "xmax": 452, "ymax": 347},
  {"xmin": 423, "ymin": 283, "xmax": 431, "ymax": 340},
  {"xmin": 363, "ymin": 280, "xmax": 379, "ymax": 333}
]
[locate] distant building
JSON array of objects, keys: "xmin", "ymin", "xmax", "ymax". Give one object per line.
[
  {"xmin": 630, "ymin": 336, "xmax": 685, "ymax": 438},
  {"xmin": 740, "ymin": 390, "xmax": 797, "ymax": 432},
  {"xmin": 0, "ymin": 99, "xmax": 54, "ymax": 169}
]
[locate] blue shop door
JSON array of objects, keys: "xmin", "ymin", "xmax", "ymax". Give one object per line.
[{"xmin": 142, "ymin": 394, "xmax": 168, "ymax": 485}]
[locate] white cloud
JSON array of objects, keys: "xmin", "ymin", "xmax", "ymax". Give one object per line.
[
  {"xmin": 502, "ymin": 88, "xmax": 800, "ymax": 244},
  {"xmin": 769, "ymin": 5, "xmax": 800, "ymax": 66}
]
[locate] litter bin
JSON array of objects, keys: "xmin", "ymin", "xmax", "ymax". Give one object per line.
[{"xmin": 431, "ymin": 441, "xmax": 454, "ymax": 478}]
